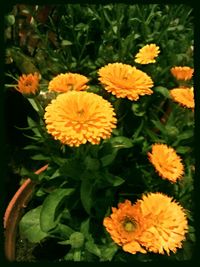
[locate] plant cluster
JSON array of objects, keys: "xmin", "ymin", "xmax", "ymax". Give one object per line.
[{"xmin": 4, "ymin": 4, "xmax": 194, "ymax": 262}]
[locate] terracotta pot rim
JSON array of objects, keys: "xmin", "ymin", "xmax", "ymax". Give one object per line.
[{"xmin": 4, "ymin": 164, "xmax": 48, "ymax": 261}]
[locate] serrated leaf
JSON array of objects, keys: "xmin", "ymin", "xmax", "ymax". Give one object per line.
[
  {"xmin": 19, "ymin": 206, "xmax": 48, "ymax": 243},
  {"xmin": 40, "ymin": 188, "xmax": 74, "ymax": 232}
]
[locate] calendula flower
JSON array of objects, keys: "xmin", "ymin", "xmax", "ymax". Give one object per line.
[
  {"xmin": 134, "ymin": 44, "xmax": 160, "ymax": 64},
  {"xmin": 17, "ymin": 73, "xmax": 40, "ymax": 95},
  {"xmin": 44, "ymin": 91, "xmax": 117, "ymax": 147},
  {"xmin": 138, "ymin": 193, "xmax": 188, "ymax": 255},
  {"xmin": 103, "ymin": 199, "xmax": 148, "ymax": 254},
  {"xmin": 148, "ymin": 143, "xmax": 184, "ymax": 183},
  {"xmin": 103, "ymin": 193, "xmax": 188, "ymax": 255},
  {"xmin": 170, "ymin": 66, "xmax": 194, "ymax": 81},
  {"xmin": 98, "ymin": 63, "xmax": 153, "ymax": 101},
  {"xmin": 48, "ymin": 73, "xmax": 89, "ymax": 93},
  {"xmin": 170, "ymin": 87, "xmax": 194, "ymax": 109}
]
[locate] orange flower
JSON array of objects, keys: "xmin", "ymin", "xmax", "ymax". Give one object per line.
[
  {"xmin": 148, "ymin": 143, "xmax": 184, "ymax": 183},
  {"xmin": 17, "ymin": 73, "xmax": 40, "ymax": 95},
  {"xmin": 98, "ymin": 63, "xmax": 153, "ymax": 101},
  {"xmin": 44, "ymin": 91, "xmax": 117, "ymax": 147},
  {"xmin": 103, "ymin": 199, "xmax": 148, "ymax": 254},
  {"xmin": 138, "ymin": 193, "xmax": 188, "ymax": 255},
  {"xmin": 103, "ymin": 193, "xmax": 188, "ymax": 255},
  {"xmin": 134, "ymin": 44, "xmax": 160, "ymax": 64},
  {"xmin": 48, "ymin": 73, "xmax": 89, "ymax": 93},
  {"xmin": 170, "ymin": 66, "xmax": 194, "ymax": 81},
  {"xmin": 170, "ymin": 87, "xmax": 194, "ymax": 109}
]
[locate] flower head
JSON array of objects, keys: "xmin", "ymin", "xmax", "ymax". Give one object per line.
[
  {"xmin": 103, "ymin": 199, "xmax": 148, "ymax": 254},
  {"xmin": 48, "ymin": 73, "xmax": 89, "ymax": 93},
  {"xmin": 17, "ymin": 73, "xmax": 40, "ymax": 95},
  {"xmin": 170, "ymin": 66, "xmax": 194, "ymax": 81},
  {"xmin": 98, "ymin": 63, "xmax": 154, "ymax": 101},
  {"xmin": 148, "ymin": 143, "xmax": 184, "ymax": 183},
  {"xmin": 103, "ymin": 193, "xmax": 188, "ymax": 255},
  {"xmin": 170, "ymin": 87, "xmax": 194, "ymax": 109},
  {"xmin": 134, "ymin": 44, "xmax": 160, "ymax": 64},
  {"xmin": 44, "ymin": 91, "xmax": 117, "ymax": 147},
  {"xmin": 138, "ymin": 193, "xmax": 188, "ymax": 255}
]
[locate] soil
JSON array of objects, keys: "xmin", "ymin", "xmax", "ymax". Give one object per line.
[{"xmin": 15, "ymin": 234, "xmax": 69, "ymax": 262}]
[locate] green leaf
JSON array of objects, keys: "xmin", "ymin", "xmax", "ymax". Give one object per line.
[
  {"xmin": 19, "ymin": 206, "xmax": 48, "ymax": 243},
  {"xmin": 80, "ymin": 219, "xmax": 90, "ymax": 238},
  {"xmin": 173, "ymin": 130, "xmax": 194, "ymax": 145},
  {"xmin": 176, "ymin": 146, "xmax": 191, "ymax": 154},
  {"xmin": 40, "ymin": 188, "xmax": 74, "ymax": 232},
  {"xmin": 31, "ymin": 154, "xmax": 50, "ymax": 161},
  {"xmin": 132, "ymin": 120, "xmax": 144, "ymax": 139},
  {"xmin": 60, "ymin": 158, "xmax": 85, "ymax": 179},
  {"xmin": 151, "ymin": 119, "xmax": 166, "ymax": 132},
  {"xmin": 73, "ymin": 249, "xmax": 82, "ymax": 261},
  {"xmin": 61, "ymin": 40, "xmax": 73, "ymax": 46},
  {"xmin": 19, "ymin": 167, "xmax": 39, "ymax": 181},
  {"xmin": 100, "ymin": 242, "xmax": 118, "ymax": 261},
  {"xmin": 100, "ymin": 152, "xmax": 117, "ymax": 167},
  {"xmin": 27, "ymin": 116, "xmax": 41, "ymax": 136},
  {"xmin": 80, "ymin": 178, "xmax": 93, "ymax": 214},
  {"xmin": 154, "ymin": 86, "xmax": 170, "ymax": 98},
  {"xmin": 85, "ymin": 241, "xmax": 101, "ymax": 257},
  {"xmin": 27, "ymin": 98, "xmax": 39, "ymax": 113},
  {"xmin": 53, "ymin": 223, "xmax": 74, "ymax": 240},
  {"xmin": 105, "ymin": 173, "xmax": 125, "ymax": 187},
  {"xmin": 23, "ymin": 145, "xmax": 42, "ymax": 151},
  {"xmin": 84, "ymin": 156, "xmax": 100, "ymax": 171},
  {"xmin": 132, "ymin": 103, "xmax": 146, "ymax": 116},
  {"xmin": 110, "ymin": 136, "xmax": 133, "ymax": 149}
]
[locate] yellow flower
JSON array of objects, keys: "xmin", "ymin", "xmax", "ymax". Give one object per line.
[
  {"xmin": 17, "ymin": 73, "xmax": 40, "ymax": 95},
  {"xmin": 170, "ymin": 87, "xmax": 194, "ymax": 109},
  {"xmin": 138, "ymin": 193, "xmax": 188, "ymax": 255},
  {"xmin": 148, "ymin": 143, "xmax": 184, "ymax": 183},
  {"xmin": 103, "ymin": 193, "xmax": 188, "ymax": 255},
  {"xmin": 98, "ymin": 63, "xmax": 154, "ymax": 101},
  {"xmin": 44, "ymin": 91, "xmax": 117, "ymax": 147},
  {"xmin": 170, "ymin": 66, "xmax": 194, "ymax": 81},
  {"xmin": 48, "ymin": 73, "xmax": 89, "ymax": 93},
  {"xmin": 134, "ymin": 44, "xmax": 160, "ymax": 64}
]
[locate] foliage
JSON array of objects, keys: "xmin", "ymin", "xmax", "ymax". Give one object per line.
[{"xmin": 5, "ymin": 3, "xmax": 194, "ymax": 262}]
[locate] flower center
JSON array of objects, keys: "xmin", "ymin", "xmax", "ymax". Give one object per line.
[
  {"xmin": 123, "ymin": 219, "xmax": 137, "ymax": 232},
  {"xmin": 77, "ymin": 109, "xmax": 85, "ymax": 116},
  {"xmin": 25, "ymin": 79, "xmax": 33, "ymax": 87}
]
